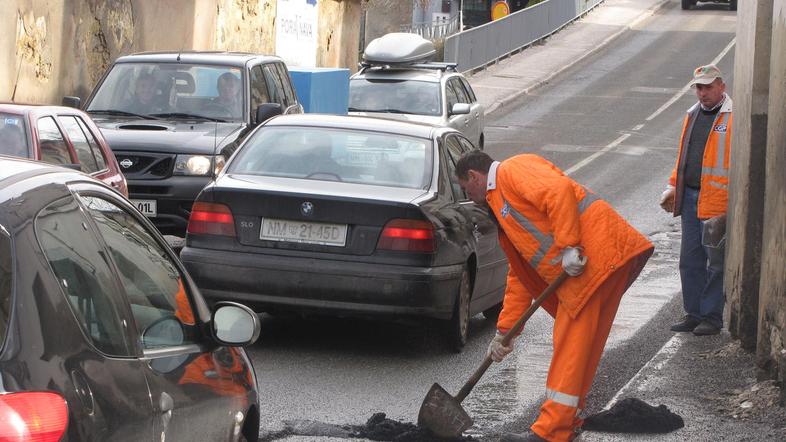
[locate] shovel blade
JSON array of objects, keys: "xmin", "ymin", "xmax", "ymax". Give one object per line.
[{"xmin": 417, "ymin": 383, "xmax": 473, "ymax": 438}]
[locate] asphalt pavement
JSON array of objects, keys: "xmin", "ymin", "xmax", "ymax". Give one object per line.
[{"xmin": 274, "ymin": 0, "xmax": 786, "ymax": 440}]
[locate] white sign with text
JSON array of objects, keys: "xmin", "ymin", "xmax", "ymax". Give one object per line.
[{"xmin": 275, "ymin": 0, "xmax": 319, "ymax": 67}]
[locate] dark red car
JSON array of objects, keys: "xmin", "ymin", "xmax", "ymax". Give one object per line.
[{"xmin": 0, "ymin": 103, "xmax": 128, "ymax": 196}]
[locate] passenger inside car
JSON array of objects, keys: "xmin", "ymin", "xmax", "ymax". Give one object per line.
[{"xmin": 0, "ymin": 123, "xmax": 28, "ymax": 158}]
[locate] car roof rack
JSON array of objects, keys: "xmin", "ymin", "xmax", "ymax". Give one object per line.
[{"xmin": 358, "ymin": 61, "xmax": 458, "ymax": 75}]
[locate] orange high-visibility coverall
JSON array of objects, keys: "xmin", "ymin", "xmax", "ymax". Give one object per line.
[
  {"xmin": 487, "ymin": 154, "xmax": 654, "ymax": 441},
  {"xmin": 668, "ymin": 99, "xmax": 732, "ymax": 219}
]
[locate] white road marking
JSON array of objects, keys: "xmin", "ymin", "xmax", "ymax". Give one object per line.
[
  {"xmin": 603, "ymin": 335, "xmax": 685, "ymax": 409},
  {"xmin": 632, "ymin": 124, "xmax": 645, "ymax": 131},
  {"xmin": 564, "ymin": 133, "xmax": 631, "ymax": 176},
  {"xmin": 645, "ymin": 38, "xmax": 736, "ymax": 122},
  {"xmin": 563, "ymin": 37, "xmax": 736, "ymax": 176}
]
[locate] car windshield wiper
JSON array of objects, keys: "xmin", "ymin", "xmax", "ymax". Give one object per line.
[
  {"xmin": 374, "ymin": 108, "xmax": 408, "ymax": 114},
  {"xmin": 348, "ymin": 107, "xmax": 368, "ymax": 112},
  {"xmin": 150, "ymin": 112, "xmax": 227, "ymax": 122},
  {"xmin": 88, "ymin": 109, "xmax": 159, "ymax": 120}
]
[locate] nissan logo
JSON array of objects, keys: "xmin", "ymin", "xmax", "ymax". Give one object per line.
[
  {"xmin": 301, "ymin": 202, "xmax": 314, "ymax": 217},
  {"xmin": 119, "ymin": 159, "xmax": 134, "ymax": 169}
]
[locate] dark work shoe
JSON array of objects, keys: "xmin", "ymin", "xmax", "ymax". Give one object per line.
[
  {"xmin": 693, "ymin": 320, "xmax": 721, "ymax": 336},
  {"xmin": 670, "ymin": 315, "xmax": 701, "ymax": 332},
  {"xmin": 499, "ymin": 432, "xmax": 547, "ymax": 442}
]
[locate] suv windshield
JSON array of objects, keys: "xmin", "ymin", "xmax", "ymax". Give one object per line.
[
  {"xmin": 87, "ymin": 63, "xmax": 245, "ymax": 122},
  {"xmin": 229, "ymin": 127, "xmax": 433, "ymax": 189},
  {"xmin": 349, "ymin": 79, "xmax": 441, "ymax": 116},
  {"xmin": 0, "ymin": 114, "xmax": 29, "ymax": 158}
]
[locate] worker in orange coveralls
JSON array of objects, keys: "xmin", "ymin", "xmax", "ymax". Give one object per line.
[{"xmin": 456, "ymin": 151, "xmax": 654, "ymax": 442}]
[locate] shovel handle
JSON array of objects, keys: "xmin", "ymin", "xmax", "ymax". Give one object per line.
[{"xmin": 454, "ymin": 271, "xmax": 569, "ymax": 403}]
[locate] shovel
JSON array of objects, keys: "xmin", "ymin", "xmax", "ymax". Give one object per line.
[{"xmin": 418, "ymin": 271, "xmax": 570, "ymax": 439}]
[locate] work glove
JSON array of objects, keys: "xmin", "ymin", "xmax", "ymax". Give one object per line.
[
  {"xmin": 561, "ymin": 246, "xmax": 587, "ymax": 277},
  {"xmin": 487, "ymin": 332, "xmax": 515, "ymax": 363},
  {"xmin": 702, "ymin": 214, "xmax": 727, "ymax": 248},
  {"xmin": 659, "ymin": 185, "xmax": 676, "ymax": 213}
]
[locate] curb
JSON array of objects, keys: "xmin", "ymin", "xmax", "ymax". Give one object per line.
[{"xmin": 482, "ymin": 0, "xmax": 672, "ymax": 116}]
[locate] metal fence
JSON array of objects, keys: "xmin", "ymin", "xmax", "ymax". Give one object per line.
[
  {"xmin": 402, "ymin": 14, "xmax": 461, "ymax": 41},
  {"xmin": 444, "ymin": 0, "xmax": 604, "ymax": 72}
]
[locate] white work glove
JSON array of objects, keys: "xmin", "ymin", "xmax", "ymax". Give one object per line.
[
  {"xmin": 561, "ymin": 246, "xmax": 587, "ymax": 277},
  {"xmin": 487, "ymin": 332, "xmax": 515, "ymax": 363},
  {"xmin": 659, "ymin": 185, "xmax": 675, "ymax": 213}
]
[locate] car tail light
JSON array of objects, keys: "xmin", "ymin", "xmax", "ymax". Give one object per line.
[
  {"xmin": 0, "ymin": 392, "xmax": 68, "ymax": 442},
  {"xmin": 377, "ymin": 219, "xmax": 435, "ymax": 253},
  {"xmin": 187, "ymin": 202, "xmax": 236, "ymax": 237}
]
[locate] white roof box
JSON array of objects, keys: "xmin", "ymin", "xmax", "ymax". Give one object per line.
[{"xmin": 362, "ymin": 33, "xmax": 436, "ymax": 65}]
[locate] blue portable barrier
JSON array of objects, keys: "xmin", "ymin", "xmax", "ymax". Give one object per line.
[{"xmin": 288, "ymin": 67, "xmax": 350, "ymax": 114}]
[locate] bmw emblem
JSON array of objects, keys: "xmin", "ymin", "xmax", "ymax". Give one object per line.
[
  {"xmin": 119, "ymin": 158, "xmax": 134, "ymax": 169},
  {"xmin": 301, "ymin": 202, "xmax": 314, "ymax": 217}
]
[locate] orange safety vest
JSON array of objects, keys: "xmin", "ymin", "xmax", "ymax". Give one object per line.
[
  {"xmin": 669, "ymin": 98, "xmax": 733, "ymax": 219},
  {"xmin": 487, "ymin": 155, "xmax": 653, "ymax": 328}
]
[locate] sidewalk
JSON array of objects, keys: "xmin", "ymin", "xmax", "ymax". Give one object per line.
[
  {"xmin": 469, "ymin": 0, "xmax": 669, "ymax": 115},
  {"xmin": 578, "ymin": 332, "xmax": 786, "ymax": 441}
]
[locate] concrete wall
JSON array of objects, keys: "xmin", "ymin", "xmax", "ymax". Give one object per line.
[
  {"xmin": 726, "ymin": 0, "xmax": 771, "ymax": 351},
  {"xmin": 756, "ymin": 0, "xmax": 786, "ymax": 401},
  {"xmin": 1, "ymin": 0, "xmax": 360, "ymax": 105}
]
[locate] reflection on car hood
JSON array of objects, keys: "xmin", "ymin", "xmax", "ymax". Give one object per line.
[
  {"xmin": 92, "ymin": 118, "xmax": 245, "ymax": 155},
  {"xmin": 218, "ymin": 173, "xmax": 431, "ymax": 204},
  {"xmin": 347, "ymin": 111, "xmax": 444, "ymax": 127}
]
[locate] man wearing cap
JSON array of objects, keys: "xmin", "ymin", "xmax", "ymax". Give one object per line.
[{"xmin": 660, "ymin": 64, "xmax": 732, "ymax": 336}]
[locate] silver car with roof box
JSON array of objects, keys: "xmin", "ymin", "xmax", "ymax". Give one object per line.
[{"xmin": 349, "ymin": 33, "xmax": 486, "ymax": 149}]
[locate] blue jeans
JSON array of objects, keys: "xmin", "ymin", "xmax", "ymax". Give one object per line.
[{"xmin": 679, "ymin": 187, "xmax": 725, "ymax": 327}]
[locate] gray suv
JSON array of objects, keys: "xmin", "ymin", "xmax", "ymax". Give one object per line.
[
  {"xmin": 349, "ymin": 34, "xmax": 485, "ymax": 149},
  {"xmin": 67, "ymin": 52, "xmax": 302, "ymax": 236}
]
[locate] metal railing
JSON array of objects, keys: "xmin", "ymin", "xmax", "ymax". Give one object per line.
[
  {"xmin": 402, "ymin": 14, "xmax": 461, "ymax": 41},
  {"xmin": 444, "ymin": 0, "xmax": 604, "ymax": 72}
]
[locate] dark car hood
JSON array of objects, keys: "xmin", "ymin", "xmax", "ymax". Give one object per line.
[
  {"xmin": 217, "ymin": 173, "xmax": 431, "ymax": 204},
  {"xmin": 93, "ymin": 118, "xmax": 245, "ymax": 155}
]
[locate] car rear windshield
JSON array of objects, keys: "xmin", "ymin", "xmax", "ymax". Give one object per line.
[
  {"xmin": 0, "ymin": 225, "xmax": 12, "ymax": 347},
  {"xmin": 87, "ymin": 63, "xmax": 245, "ymax": 122},
  {"xmin": 0, "ymin": 114, "xmax": 30, "ymax": 158},
  {"xmin": 229, "ymin": 127, "xmax": 433, "ymax": 189},
  {"xmin": 349, "ymin": 79, "xmax": 441, "ymax": 116}
]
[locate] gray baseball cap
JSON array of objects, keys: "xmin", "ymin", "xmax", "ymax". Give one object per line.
[{"xmin": 690, "ymin": 64, "xmax": 723, "ymax": 87}]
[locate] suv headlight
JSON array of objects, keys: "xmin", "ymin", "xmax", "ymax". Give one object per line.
[{"xmin": 173, "ymin": 155, "xmax": 225, "ymax": 177}]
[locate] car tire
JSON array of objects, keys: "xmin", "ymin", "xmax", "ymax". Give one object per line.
[
  {"xmin": 447, "ymin": 267, "xmax": 472, "ymax": 352},
  {"xmin": 482, "ymin": 303, "xmax": 502, "ymax": 320},
  {"xmin": 729, "ymin": 0, "xmax": 737, "ymax": 11},
  {"xmin": 681, "ymin": 0, "xmax": 691, "ymax": 9}
]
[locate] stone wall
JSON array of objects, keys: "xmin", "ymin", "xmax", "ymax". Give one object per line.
[
  {"xmin": 1, "ymin": 0, "xmax": 360, "ymax": 105},
  {"xmin": 756, "ymin": 0, "xmax": 786, "ymax": 401}
]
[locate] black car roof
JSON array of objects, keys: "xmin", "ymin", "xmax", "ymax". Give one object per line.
[
  {"xmin": 115, "ymin": 51, "xmax": 282, "ymax": 66},
  {"xmin": 263, "ymin": 114, "xmax": 452, "ymax": 139}
]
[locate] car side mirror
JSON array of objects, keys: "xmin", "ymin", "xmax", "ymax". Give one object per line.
[
  {"xmin": 255, "ymin": 103, "xmax": 283, "ymax": 125},
  {"xmin": 62, "ymin": 96, "xmax": 81, "ymax": 109},
  {"xmin": 450, "ymin": 103, "xmax": 471, "ymax": 116},
  {"xmin": 211, "ymin": 302, "xmax": 261, "ymax": 346}
]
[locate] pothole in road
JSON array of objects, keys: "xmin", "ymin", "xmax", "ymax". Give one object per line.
[{"xmin": 260, "ymin": 413, "xmax": 476, "ymax": 441}]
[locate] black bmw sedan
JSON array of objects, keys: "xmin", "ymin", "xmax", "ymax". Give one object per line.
[
  {"xmin": 180, "ymin": 115, "xmax": 507, "ymax": 349},
  {"xmin": 0, "ymin": 157, "xmax": 261, "ymax": 441}
]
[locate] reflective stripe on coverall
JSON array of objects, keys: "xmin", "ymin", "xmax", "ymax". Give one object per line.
[
  {"xmin": 489, "ymin": 155, "xmax": 654, "ymax": 441},
  {"xmin": 669, "ymin": 98, "xmax": 733, "ymax": 219}
]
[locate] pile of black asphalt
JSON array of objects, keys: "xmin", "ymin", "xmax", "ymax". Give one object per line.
[
  {"xmin": 581, "ymin": 397, "xmax": 684, "ymax": 433},
  {"xmin": 262, "ymin": 413, "xmax": 475, "ymax": 441},
  {"xmin": 354, "ymin": 413, "xmax": 476, "ymax": 441}
]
